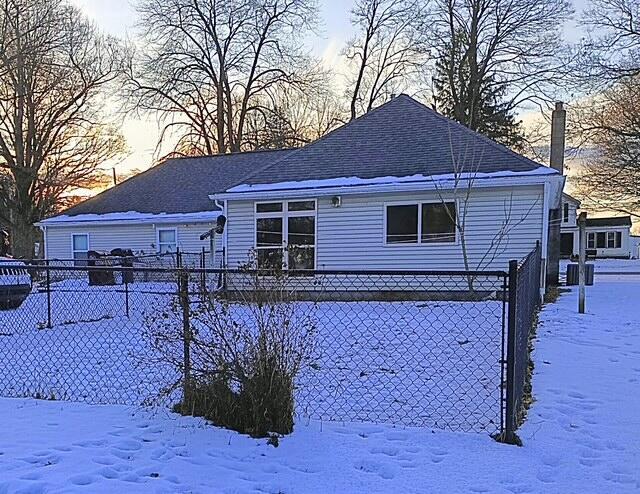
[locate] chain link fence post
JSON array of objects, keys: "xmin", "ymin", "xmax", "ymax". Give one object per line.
[
  {"xmin": 504, "ymin": 259, "xmax": 518, "ymax": 443},
  {"xmin": 45, "ymin": 259, "xmax": 52, "ymax": 329},
  {"xmin": 178, "ymin": 269, "xmax": 192, "ymax": 406}
]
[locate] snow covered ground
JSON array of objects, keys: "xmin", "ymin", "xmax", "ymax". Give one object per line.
[
  {"xmin": 0, "ymin": 274, "xmax": 638, "ymax": 492},
  {"xmin": 0, "ymin": 278, "xmax": 504, "ymax": 432}
]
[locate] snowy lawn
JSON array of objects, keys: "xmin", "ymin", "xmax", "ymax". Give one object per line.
[
  {"xmin": 0, "ymin": 279, "xmax": 504, "ymax": 432},
  {"xmin": 0, "ymin": 276, "xmax": 638, "ymax": 492}
]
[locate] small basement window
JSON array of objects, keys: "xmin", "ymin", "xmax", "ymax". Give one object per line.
[
  {"xmin": 72, "ymin": 234, "xmax": 89, "ymax": 266},
  {"xmin": 157, "ymin": 228, "xmax": 177, "ymax": 253}
]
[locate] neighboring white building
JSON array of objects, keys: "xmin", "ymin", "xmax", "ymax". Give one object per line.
[
  {"xmin": 560, "ymin": 193, "xmax": 634, "ymax": 259},
  {"xmin": 40, "ymin": 95, "xmax": 566, "ymax": 288}
]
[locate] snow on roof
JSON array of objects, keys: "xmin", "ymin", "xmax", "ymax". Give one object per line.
[
  {"xmin": 225, "ymin": 167, "xmax": 560, "ymax": 194},
  {"xmin": 39, "ymin": 211, "xmax": 221, "ymax": 226}
]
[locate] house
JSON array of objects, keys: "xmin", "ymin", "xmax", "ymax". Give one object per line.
[
  {"xmin": 37, "ymin": 150, "xmax": 291, "ymax": 266},
  {"xmin": 39, "ymin": 95, "xmax": 565, "ymax": 289},
  {"xmin": 560, "ymin": 193, "xmax": 634, "ymax": 259}
]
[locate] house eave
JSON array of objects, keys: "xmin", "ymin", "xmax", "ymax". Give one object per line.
[
  {"xmin": 210, "ymin": 172, "xmax": 563, "ymax": 202},
  {"xmin": 36, "ymin": 211, "xmax": 221, "ymax": 228}
]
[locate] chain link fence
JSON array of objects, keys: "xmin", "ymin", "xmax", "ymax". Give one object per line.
[{"xmin": 0, "ymin": 248, "xmax": 543, "ymax": 437}]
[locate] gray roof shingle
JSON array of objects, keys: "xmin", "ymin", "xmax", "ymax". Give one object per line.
[
  {"xmin": 586, "ymin": 216, "xmax": 632, "ymax": 228},
  {"xmin": 235, "ymin": 94, "xmax": 551, "ymax": 188},
  {"xmin": 61, "ymin": 149, "xmax": 292, "ymax": 216}
]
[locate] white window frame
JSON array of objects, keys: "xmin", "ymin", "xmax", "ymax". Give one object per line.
[
  {"xmin": 563, "ymin": 202, "xmax": 569, "ymax": 223},
  {"xmin": 383, "ymin": 200, "xmax": 459, "ymax": 247},
  {"xmin": 254, "ymin": 199, "xmax": 317, "ymax": 270},
  {"xmin": 156, "ymin": 227, "xmax": 178, "ymax": 254},
  {"xmin": 71, "ymin": 233, "xmax": 90, "ymax": 264},
  {"xmin": 587, "ymin": 232, "xmax": 595, "ymax": 249}
]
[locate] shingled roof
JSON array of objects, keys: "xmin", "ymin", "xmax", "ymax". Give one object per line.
[
  {"xmin": 230, "ymin": 94, "xmax": 552, "ymax": 190},
  {"xmin": 586, "ymin": 216, "xmax": 632, "ymax": 228},
  {"xmin": 60, "ymin": 149, "xmax": 292, "ymax": 217}
]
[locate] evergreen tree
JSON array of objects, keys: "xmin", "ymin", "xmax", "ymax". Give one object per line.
[{"xmin": 433, "ymin": 30, "xmax": 524, "ymax": 150}]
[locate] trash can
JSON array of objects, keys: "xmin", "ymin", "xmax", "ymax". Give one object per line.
[
  {"xmin": 88, "ymin": 251, "xmax": 116, "ymax": 286},
  {"xmin": 566, "ymin": 263, "xmax": 594, "ymax": 286}
]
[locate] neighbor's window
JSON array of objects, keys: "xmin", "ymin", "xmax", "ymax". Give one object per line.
[
  {"xmin": 255, "ymin": 200, "xmax": 316, "ymax": 271},
  {"xmin": 386, "ymin": 202, "xmax": 456, "ymax": 244},
  {"xmin": 596, "ymin": 232, "xmax": 606, "ymax": 249},
  {"xmin": 563, "ymin": 203, "xmax": 569, "ymax": 223},
  {"xmin": 157, "ymin": 228, "xmax": 177, "ymax": 253},
  {"xmin": 72, "ymin": 234, "xmax": 89, "ymax": 266},
  {"xmin": 606, "ymin": 231, "xmax": 622, "ymax": 249},
  {"xmin": 587, "ymin": 232, "xmax": 595, "ymax": 249}
]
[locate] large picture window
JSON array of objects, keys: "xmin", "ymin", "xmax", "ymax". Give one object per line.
[
  {"xmin": 386, "ymin": 202, "xmax": 456, "ymax": 245},
  {"xmin": 255, "ymin": 200, "xmax": 316, "ymax": 271},
  {"xmin": 72, "ymin": 234, "xmax": 89, "ymax": 266}
]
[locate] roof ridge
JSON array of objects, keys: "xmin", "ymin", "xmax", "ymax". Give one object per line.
[
  {"xmin": 221, "ymin": 97, "xmax": 409, "ymax": 190},
  {"xmin": 170, "ymin": 147, "xmax": 295, "ymax": 162}
]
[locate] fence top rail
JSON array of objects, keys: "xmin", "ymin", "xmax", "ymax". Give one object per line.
[{"xmin": 3, "ymin": 263, "xmax": 509, "ymax": 278}]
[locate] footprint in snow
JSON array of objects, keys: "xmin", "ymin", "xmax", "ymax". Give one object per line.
[
  {"xmin": 113, "ymin": 439, "xmax": 142, "ymax": 452},
  {"xmin": 370, "ymin": 446, "xmax": 400, "ymax": 457},
  {"xmin": 353, "ymin": 458, "xmax": 396, "ymax": 480},
  {"xmin": 68, "ymin": 474, "xmax": 95, "ymax": 486}
]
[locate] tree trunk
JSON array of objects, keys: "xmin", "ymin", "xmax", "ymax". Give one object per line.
[{"xmin": 10, "ymin": 219, "xmax": 40, "ymax": 259}]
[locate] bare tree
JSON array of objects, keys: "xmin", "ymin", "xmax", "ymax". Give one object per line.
[
  {"xmin": 568, "ymin": 1, "xmax": 640, "ymax": 219},
  {"xmin": 570, "ymin": 77, "xmax": 640, "ymax": 219},
  {"xmin": 432, "ymin": 131, "xmax": 539, "ymax": 291},
  {"xmin": 243, "ymin": 73, "xmax": 346, "ymax": 149},
  {"xmin": 580, "ymin": 0, "xmax": 640, "ymax": 84},
  {"xmin": 129, "ymin": 0, "xmax": 318, "ymax": 157},
  {"xmin": 430, "ymin": 0, "xmax": 573, "ymax": 141},
  {"xmin": 344, "ymin": 0, "xmax": 430, "ymax": 121},
  {"xmin": 0, "ymin": 0, "xmax": 125, "ymax": 258}
]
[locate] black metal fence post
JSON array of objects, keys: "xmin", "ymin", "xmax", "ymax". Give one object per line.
[
  {"xmin": 178, "ymin": 270, "xmax": 192, "ymax": 406},
  {"xmin": 45, "ymin": 259, "xmax": 52, "ymax": 329},
  {"xmin": 124, "ymin": 274, "xmax": 130, "ymax": 318},
  {"xmin": 504, "ymin": 259, "xmax": 518, "ymax": 443}
]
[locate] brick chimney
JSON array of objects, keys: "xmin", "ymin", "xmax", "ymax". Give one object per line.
[
  {"xmin": 546, "ymin": 101, "xmax": 566, "ymax": 289},
  {"xmin": 549, "ymin": 101, "xmax": 566, "ymax": 174}
]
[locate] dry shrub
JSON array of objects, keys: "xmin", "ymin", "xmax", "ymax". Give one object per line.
[{"xmin": 145, "ymin": 261, "xmax": 317, "ymax": 438}]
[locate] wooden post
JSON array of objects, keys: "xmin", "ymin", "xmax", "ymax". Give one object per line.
[{"xmin": 578, "ymin": 212, "xmax": 587, "ymax": 314}]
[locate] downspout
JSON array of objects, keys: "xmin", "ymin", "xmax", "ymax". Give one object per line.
[{"xmin": 541, "ymin": 182, "xmax": 551, "ymax": 293}]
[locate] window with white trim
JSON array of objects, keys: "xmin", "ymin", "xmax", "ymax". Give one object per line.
[
  {"xmin": 563, "ymin": 203, "xmax": 569, "ymax": 223},
  {"xmin": 588, "ymin": 231, "xmax": 622, "ymax": 249},
  {"xmin": 255, "ymin": 200, "xmax": 316, "ymax": 271},
  {"xmin": 157, "ymin": 228, "xmax": 177, "ymax": 253},
  {"xmin": 72, "ymin": 234, "xmax": 89, "ymax": 266},
  {"xmin": 386, "ymin": 202, "xmax": 456, "ymax": 244}
]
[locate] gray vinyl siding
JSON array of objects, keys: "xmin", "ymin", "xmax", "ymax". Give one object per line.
[
  {"xmin": 225, "ymin": 185, "xmax": 545, "ymax": 272},
  {"xmin": 44, "ymin": 222, "xmax": 220, "ymax": 261}
]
